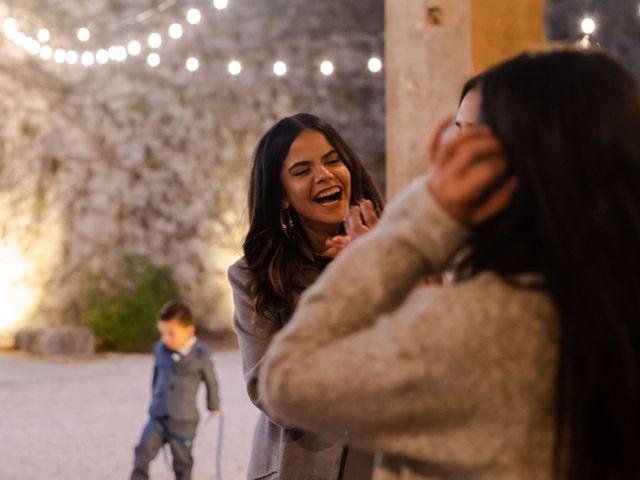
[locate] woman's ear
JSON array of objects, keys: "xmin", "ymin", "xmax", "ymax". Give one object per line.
[{"xmin": 281, "ymin": 199, "xmax": 290, "ymax": 209}]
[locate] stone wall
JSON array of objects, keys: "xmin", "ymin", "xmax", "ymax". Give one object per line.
[{"xmin": 0, "ymin": 0, "xmax": 384, "ymax": 345}]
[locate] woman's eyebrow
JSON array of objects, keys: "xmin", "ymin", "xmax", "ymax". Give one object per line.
[
  {"xmin": 321, "ymin": 149, "xmax": 338, "ymax": 159},
  {"xmin": 288, "ymin": 160, "xmax": 312, "ymax": 172}
]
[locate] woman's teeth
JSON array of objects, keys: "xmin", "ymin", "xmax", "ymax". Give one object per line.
[{"xmin": 314, "ymin": 188, "xmax": 342, "ymax": 204}]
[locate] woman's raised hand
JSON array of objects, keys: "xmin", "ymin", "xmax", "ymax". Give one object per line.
[
  {"xmin": 321, "ymin": 199, "xmax": 379, "ymax": 258},
  {"xmin": 322, "ymin": 235, "xmax": 352, "ymax": 258},
  {"xmin": 426, "ymin": 116, "xmax": 518, "ymax": 226},
  {"xmin": 345, "ymin": 200, "xmax": 378, "ymax": 239}
]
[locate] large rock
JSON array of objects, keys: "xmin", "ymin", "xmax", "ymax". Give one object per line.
[{"xmin": 14, "ymin": 327, "xmax": 96, "ymax": 356}]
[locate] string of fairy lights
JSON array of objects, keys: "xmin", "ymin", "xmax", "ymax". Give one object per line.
[
  {"xmin": 0, "ymin": 0, "xmax": 384, "ymax": 76},
  {"xmin": 4, "ymin": 2, "xmax": 634, "ymax": 74}
]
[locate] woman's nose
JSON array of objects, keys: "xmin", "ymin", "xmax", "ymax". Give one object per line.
[{"xmin": 315, "ymin": 165, "xmax": 333, "ymax": 182}]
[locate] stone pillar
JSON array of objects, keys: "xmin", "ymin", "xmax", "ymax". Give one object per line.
[
  {"xmin": 385, "ymin": 0, "xmax": 472, "ymax": 198},
  {"xmin": 385, "ymin": 0, "xmax": 546, "ymax": 198}
]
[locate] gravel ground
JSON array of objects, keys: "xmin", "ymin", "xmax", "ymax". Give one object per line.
[{"xmin": 0, "ymin": 349, "xmax": 258, "ymax": 480}]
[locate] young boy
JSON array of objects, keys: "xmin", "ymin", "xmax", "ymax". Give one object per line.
[{"xmin": 131, "ymin": 301, "xmax": 220, "ymax": 480}]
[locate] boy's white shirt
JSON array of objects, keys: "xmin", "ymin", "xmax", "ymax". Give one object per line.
[{"xmin": 171, "ymin": 335, "xmax": 197, "ymax": 361}]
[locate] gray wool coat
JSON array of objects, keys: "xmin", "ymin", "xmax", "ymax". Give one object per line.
[
  {"xmin": 259, "ymin": 177, "xmax": 559, "ymax": 480},
  {"xmin": 229, "ymin": 253, "xmax": 373, "ymax": 480}
]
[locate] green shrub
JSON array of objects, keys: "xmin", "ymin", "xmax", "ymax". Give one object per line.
[{"xmin": 83, "ymin": 255, "xmax": 180, "ymax": 352}]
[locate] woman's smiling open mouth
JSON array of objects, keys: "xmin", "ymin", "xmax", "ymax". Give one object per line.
[{"xmin": 313, "ymin": 186, "xmax": 343, "ymax": 205}]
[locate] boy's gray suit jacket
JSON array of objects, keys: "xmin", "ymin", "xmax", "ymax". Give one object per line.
[{"xmin": 148, "ymin": 339, "xmax": 219, "ymax": 421}]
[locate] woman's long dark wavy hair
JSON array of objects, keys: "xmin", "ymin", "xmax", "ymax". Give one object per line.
[
  {"xmin": 463, "ymin": 50, "xmax": 640, "ymax": 479},
  {"xmin": 243, "ymin": 113, "xmax": 383, "ymax": 323}
]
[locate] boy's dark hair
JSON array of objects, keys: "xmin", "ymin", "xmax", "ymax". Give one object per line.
[{"xmin": 157, "ymin": 301, "xmax": 193, "ymax": 326}]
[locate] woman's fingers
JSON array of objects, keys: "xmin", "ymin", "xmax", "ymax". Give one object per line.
[
  {"xmin": 322, "ymin": 235, "xmax": 351, "ymax": 258},
  {"xmin": 359, "ymin": 200, "xmax": 379, "ymax": 229},
  {"xmin": 321, "ymin": 245, "xmax": 341, "ymax": 258},
  {"xmin": 469, "ymin": 176, "xmax": 519, "ymax": 224},
  {"xmin": 455, "ymin": 152, "xmax": 508, "ymax": 199},
  {"xmin": 449, "ymin": 136, "xmax": 503, "ymax": 179},
  {"xmin": 433, "ymin": 126, "xmax": 494, "ymax": 171},
  {"xmin": 345, "ymin": 206, "xmax": 369, "ymax": 238},
  {"xmin": 428, "ymin": 115, "xmax": 455, "ymax": 165}
]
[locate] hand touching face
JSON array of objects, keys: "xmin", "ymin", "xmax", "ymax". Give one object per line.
[{"xmin": 426, "ymin": 116, "xmax": 518, "ymax": 226}]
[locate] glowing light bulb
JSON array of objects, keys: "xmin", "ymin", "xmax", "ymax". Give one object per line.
[
  {"xmin": 39, "ymin": 45, "xmax": 53, "ymax": 60},
  {"xmin": 108, "ymin": 46, "xmax": 119, "ymax": 60},
  {"xmin": 213, "ymin": 0, "xmax": 229, "ymax": 10},
  {"xmin": 169, "ymin": 23, "xmax": 183, "ymax": 39},
  {"xmin": 368, "ymin": 57, "xmax": 382, "ymax": 73},
  {"xmin": 148, "ymin": 33, "xmax": 162, "ymax": 49},
  {"xmin": 96, "ymin": 49, "xmax": 109, "ymax": 64},
  {"xmin": 147, "ymin": 52, "xmax": 160, "ymax": 67},
  {"xmin": 65, "ymin": 50, "xmax": 79, "ymax": 64},
  {"xmin": 2, "ymin": 17, "xmax": 16, "ymax": 30},
  {"xmin": 320, "ymin": 60, "xmax": 334, "ymax": 76},
  {"xmin": 37, "ymin": 28, "xmax": 50, "ymax": 43},
  {"xmin": 228, "ymin": 60, "xmax": 241, "ymax": 75},
  {"xmin": 106, "ymin": 46, "xmax": 127, "ymax": 62},
  {"xmin": 127, "ymin": 40, "xmax": 141, "ymax": 56},
  {"xmin": 77, "ymin": 27, "xmax": 90, "ymax": 42},
  {"xmin": 13, "ymin": 32, "xmax": 26, "ymax": 47},
  {"xmin": 186, "ymin": 57, "xmax": 200, "ymax": 72},
  {"xmin": 273, "ymin": 61, "xmax": 287, "ymax": 76},
  {"xmin": 187, "ymin": 8, "xmax": 202, "ymax": 25},
  {"xmin": 53, "ymin": 48, "xmax": 66, "ymax": 63},
  {"xmin": 2, "ymin": 17, "xmax": 17, "ymax": 38},
  {"xmin": 581, "ymin": 17, "xmax": 596, "ymax": 35},
  {"xmin": 81, "ymin": 51, "xmax": 95, "ymax": 66},
  {"xmin": 24, "ymin": 37, "xmax": 41, "ymax": 55}
]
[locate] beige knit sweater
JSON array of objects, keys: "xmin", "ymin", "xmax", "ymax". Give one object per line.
[{"xmin": 258, "ymin": 176, "xmax": 559, "ymax": 480}]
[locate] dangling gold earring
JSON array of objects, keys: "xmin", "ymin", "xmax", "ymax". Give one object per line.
[{"xmin": 280, "ymin": 207, "xmax": 295, "ymax": 239}]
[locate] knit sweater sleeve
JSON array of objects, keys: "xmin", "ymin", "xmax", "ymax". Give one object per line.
[{"xmin": 258, "ymin": 176, "xmax": 474, "ymax": 454}]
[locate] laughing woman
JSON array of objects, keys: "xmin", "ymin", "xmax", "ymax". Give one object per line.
[{"xmin": 228, "ymin": 113, "xmax": 383, "ymax": 480}]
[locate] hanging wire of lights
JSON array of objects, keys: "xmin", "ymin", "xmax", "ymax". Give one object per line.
[{"xmin": 1, "ymin": 1, "xmax": 382, "ymax": 76}]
